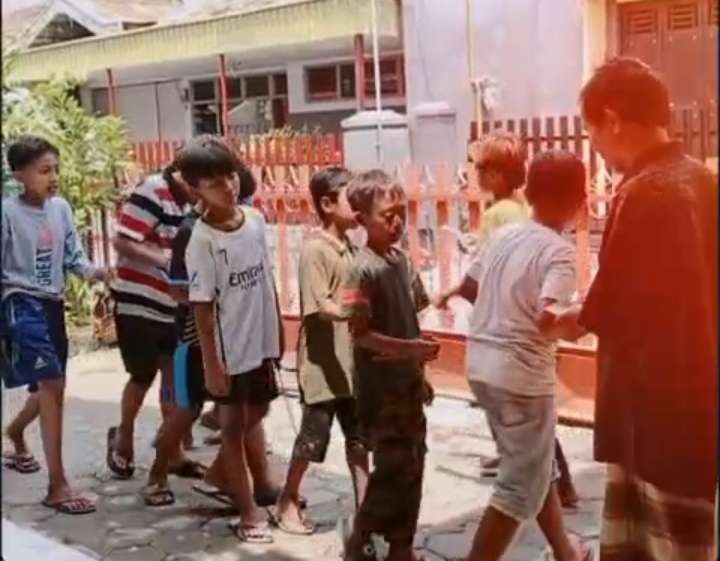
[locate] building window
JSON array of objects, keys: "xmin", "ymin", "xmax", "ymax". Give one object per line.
[
  {"xmin": 365, "ymin": 58, "xmax": 404, "ymax": 96},
  {"xmin": 339, "ymin": 64, "xmax": 355, "ymax": 98},
  {"xmin": 306, "ymin": 66, "xmax": 338, "ymax": 101},
  {"xmin": 91, "ymin": 88, "xmax": 109, "ymax": 115},
  {"xmin": 190, "ymin": 72, "xmax": 288, "ymax": 135},
  {"xmin": 245, "ymin": 75, "xmax": 270, "ymax": 97},
  {"xmin": 305, "ymin": 57, "xmax": 404, "ymax": 102},
  {"xmin": 273, "ymin": 73, "xmax": 288, "ymax": 96},
  {"xmin": 192, "ymin": 80, "xmax": 215, "ymax": 101}
]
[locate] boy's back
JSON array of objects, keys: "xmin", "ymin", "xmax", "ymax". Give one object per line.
[{"xmin": 466, "ymin": 221, "xmax": 576, "ymax": 396}]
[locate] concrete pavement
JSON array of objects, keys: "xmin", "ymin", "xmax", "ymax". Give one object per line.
[{"xmin": 1, "ymin": 346, "xmax": 605, "ymax": 561}]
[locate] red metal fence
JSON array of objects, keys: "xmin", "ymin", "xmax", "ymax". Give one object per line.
[
  {"xmin": 129, "ymin": 133, "xmax": 344, "ymax": 173},
  {"xmin": 93, "ymin": 107, "xmax": 718, "ymax": 344}
]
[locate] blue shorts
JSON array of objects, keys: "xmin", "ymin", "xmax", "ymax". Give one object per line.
[
  {"xmin": 0, "ymin": 293, "xmax": 68, "ymax": 391},
  {"xmin": 173, "ymin": 343, "xmax": 207, "ymax": 410}
]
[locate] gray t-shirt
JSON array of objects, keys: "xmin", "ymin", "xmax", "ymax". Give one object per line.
[{"xmin": 465, "ymin": 221, "xmax": 576, "ymax": 396}]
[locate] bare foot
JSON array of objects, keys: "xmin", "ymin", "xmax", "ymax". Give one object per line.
[
  {"xmin": 5, "ymin": 428, "xmax": 29, "ymax": 456},
  {"xmin": 558, "ymin": 480, "xmax": 580, "ymax": 509},
  {"xmin": 275, "ymin": 493, "xmax": 314, "ymax": 535}
]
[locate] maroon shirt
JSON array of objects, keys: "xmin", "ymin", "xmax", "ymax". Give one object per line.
[{"xmin": 580, "ymin": 142, "xmax": 717, "ymax": 501}]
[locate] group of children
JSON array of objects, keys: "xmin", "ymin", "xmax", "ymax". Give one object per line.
[{"xmin": 2, "ymin": 132, "xmax": 591, "ymax": 561}]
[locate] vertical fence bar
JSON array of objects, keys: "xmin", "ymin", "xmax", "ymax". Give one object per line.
[
  {"xmin": 559, "ymin": 116, "xmax": 569, "ymax": 151},
  {"xmin": 435, "ymin": 163, "xmax": 453, "ymax": 296},
  {"xmin": 531, "ymin": 118, "xmax": 542, "ymax": 158},
  {"xmin": 275, "ymin": 199, "xmax": 291, "ymax": 312},
  {"xmin": 545, "ymin": 117, "xmax": 555, "ymax": 150},
  {"xmin": 405, "ymin": 164, "xmax": 422, "ymax": 269}
]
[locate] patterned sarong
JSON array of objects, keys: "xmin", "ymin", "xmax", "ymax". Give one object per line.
[{"xmin": 600, "ymin": 464, "xmax": 717, "ymax": 561}]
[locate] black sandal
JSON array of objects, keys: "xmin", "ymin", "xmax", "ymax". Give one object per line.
[
  {"xmin": 3, "ymin": 453, "xmax": 41, "ymax": 474},
  {"xmin": 106, "ymin": 427, "xmax": 134, "ymax": 479},
  {"xmin": 42, "ymin": 496, "xmax": 96, "ymax": 515},
  {"xmin": 142, "ymin": 484, "xmax": 175, "ymax": 507}
]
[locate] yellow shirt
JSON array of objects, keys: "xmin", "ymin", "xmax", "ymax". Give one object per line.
[{"xmin": 477, "ymin": 197, "xmax": 530, "ymax": 245}]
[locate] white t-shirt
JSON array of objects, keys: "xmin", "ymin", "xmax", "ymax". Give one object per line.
[
  {"xmin": 465, "ymin": 221, "xmax": 576, "ymax": 396},
  {"xmin": 186, "ymin": 207, "xmax": 280, "ymax": 376}
]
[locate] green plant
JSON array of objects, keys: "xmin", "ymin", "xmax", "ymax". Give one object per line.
[{"xmin": 3, "ymin": 57, "xmax": 131, "ymax": 325}]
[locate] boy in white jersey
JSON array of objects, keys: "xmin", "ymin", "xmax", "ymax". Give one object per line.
[{"xmin": 180, "ymin": 137, "xmax": 281, "ymax": 544}]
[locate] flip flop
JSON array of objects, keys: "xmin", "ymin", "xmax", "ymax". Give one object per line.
[
  {"xmin": 168, "ymin": 460, "xmax": 207, "ymax": 480},
  {"xmin": 142, "ymin": 483, "xmax": 175, "ymax": 507},
  {"xmin": 42, "ymin": 496, "xmax": 96, "ymax": 515},
  {"xmin": 272, "ymin": 504, "xmax": 315, "ymax": 536},
  {"xmin": 3, "ymin": 453, "xmax": 41, "ymax": 474},
  {"xmin": 192, "ymin": 481, "xmax": 234, "ymax": 507},
  {"xmin": 106, "ymin": 427, "xmax": 134, "ymax": 479},
  {"xmin": 203, "ymin": 433, "xmax": 222, "ymax": 446},
  {"xmin": 233, "ymin": 520, "xmax": 274, "ymax": 544},
  {"xmin": 200, "ymin": 412, "xmax": 220, "ymax": 431}
]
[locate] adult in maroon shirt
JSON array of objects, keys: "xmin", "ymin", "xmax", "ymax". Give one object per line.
[{"xmin": 562, "ymin": 57, "xmax": 717, "ymax": 561}]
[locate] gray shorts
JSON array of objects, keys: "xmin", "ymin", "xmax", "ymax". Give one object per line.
[{"xmin": 470, "ymin": 380, "xmax": 558, "ymax": 521}]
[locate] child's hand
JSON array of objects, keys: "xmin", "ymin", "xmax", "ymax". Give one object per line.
[
  {"xmin": 432, "ymin": 293, "xmax": 451, "ymax": 310},
  {"xmin": 408, "ymin": 336, "xmax": 440, "ymax": 363},
  {"xmin": 422, "ymin": 378, "xmax": 435, "ymax": 406},
  {"xmin": 205, "ymin": 363, "xmax": 230, "ymax": 397}
]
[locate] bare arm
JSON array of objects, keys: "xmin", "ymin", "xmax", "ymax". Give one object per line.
[
  {"xmin": 114, "ymin": 234, "xmax": 168, "ymax": 269},
  {"xmin": 169, "ymin": 286, "xmax": 189, "ymax": 303},
  {"xmin": 349, "ymin": 315, "xmax": 439, "ymax": 361},
  {"xmin": 434, "ymin": 275, "xmax": 479, "ymax": 308},
  {"xmin": 537, "ymin": 302, "xmax": 588, "ymax": 342},
  {"xmin": 193, "ymin": 302, "xmax": 229, "ymax": 396},
  {"xmin": 316, "ymin": 299, "xmax": 348, "ymax": 322}
]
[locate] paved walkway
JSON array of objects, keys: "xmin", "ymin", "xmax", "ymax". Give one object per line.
[{"xmin": 2, "ymin": 347, "xmax": 605, "ymax": 561}]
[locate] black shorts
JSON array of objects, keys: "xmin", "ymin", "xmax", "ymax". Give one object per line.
[
  {"xmin": 114, "ymin": 313, "xmax": 178, "ymax": 387},
  {"xmin": 291, "ymin": 398, "xmax": 366, "ymax": 463},
  {"xmin": 173, "ymin": 343, "xmax": 207, "ymax": 410},
  {"xmin": 209, "ymin": 360, "xmax": 279, "ymax": 406}
]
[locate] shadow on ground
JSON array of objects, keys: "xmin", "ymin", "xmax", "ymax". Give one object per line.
[{"xmin": 3, "ymin": 387, "xmax": 604, "ymax": 561}]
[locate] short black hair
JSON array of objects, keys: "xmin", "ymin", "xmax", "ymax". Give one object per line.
[
  {"xmin": 580, "ymin": 57, "xmax": 671, "ymax": 127},
  {"xmin": 309, "ymin": 166, "xmax": 352, "ymax": 221},
  {"xmin": 525, "ymin": 150, "xmax": 586, "ymax": 211},
  {"xmin": 346, "ymin": 169, "xmax": 404, "ymax": 216},
  {"xmin": 7, "ymin": 136, "xmax": 59, "ymax": 171},
  {"xmin": 236, "ymin": 161, "xmax": 257, "ymax": 203},
  {"xmin": 174, "ymin": 135, "xmax": 239, "ymax": 188}
]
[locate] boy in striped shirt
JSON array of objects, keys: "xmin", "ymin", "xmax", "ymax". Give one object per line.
[{"xmin": 107, "ymin": 158, "xmax": 198, "ymax": 480}]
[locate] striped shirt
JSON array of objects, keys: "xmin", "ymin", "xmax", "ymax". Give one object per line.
[{"xmin": 111, "ymin": 173, "xmax": 187, "ymax": 324}]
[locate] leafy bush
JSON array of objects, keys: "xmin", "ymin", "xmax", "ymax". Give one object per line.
[{"xmin": 3, "ymin": 54, "xmax": 131, "ymax": 325}]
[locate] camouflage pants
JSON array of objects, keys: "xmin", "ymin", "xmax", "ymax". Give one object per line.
[{"xmin": 354, "ymin": 434, "xmax": 427, "ymax": 546}]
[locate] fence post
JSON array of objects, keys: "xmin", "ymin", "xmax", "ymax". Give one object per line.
[
  {"xmin": 465, "ymin": 160, "xmax": 482, "ymax": 232},
  {"xmin": 576, "ymin": 202, "xmax": 592, "ymax": 296},
  {"xmin": 275, "ymin": 198, "xmax": 291, "ymax": 313},
  {"xmin": 405, "ymin": 164, "xmax": 422, "ymax": 269},
  {"xmin": 435, "ymin": 163, "xmax": 453, "ymax": 296}
]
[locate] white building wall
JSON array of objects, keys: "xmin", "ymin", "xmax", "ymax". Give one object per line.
[
  {"xmin": 403, "ymin": 0, "xmax": 585, "ymax": 164},
  {"xmin": 79, "ymin": 79, "xmax": 190, "ymax": 142}
]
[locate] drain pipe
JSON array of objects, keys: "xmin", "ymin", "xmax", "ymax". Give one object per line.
[
  {"xmin": 466, "ymin": 0, "xmax": 482, "ymax": 138},
  {"xmin": 370, "ymin": 0, "xmax": 384, "ymax": 165}
]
